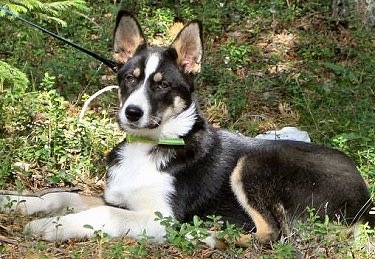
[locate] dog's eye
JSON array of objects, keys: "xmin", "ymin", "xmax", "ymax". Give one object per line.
[
  {"xmin": 125, "ymin": 74, "xmax": 136, "ymax": 83},
  {"xmin": 157, "ymin": 81, "xmax": 170, "ymax": 89}
]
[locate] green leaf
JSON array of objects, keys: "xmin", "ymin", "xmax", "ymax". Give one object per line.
[
  {"xmin": 83, "ymin": 224, "xmax": 94, "ymax": 230},
  {"xmin": 323, "ymin": 62, "xmax": 347, "ymax": 74}
]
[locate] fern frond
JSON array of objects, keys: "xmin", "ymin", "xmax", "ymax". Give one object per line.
[
  {"xmin": 1, "ymin": 3, "xmax": 28, "ymax": 15},
  {"xmin": 0, "ymin": 0, "xmax": 89, "ymax": 25},
  {"xmin": 15, "ymin": 0, "xmax": 41, "ymax": 10},
  {"xmin": 43, "ymin": 1, "xmax": 88, "ymax": 13},
  {"xmin": 35, "ymin": 13, "xmax": 67, "ymax": 26}
]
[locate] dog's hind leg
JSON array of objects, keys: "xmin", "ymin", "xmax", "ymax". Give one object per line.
[
  {"xmin": 0, "ymin": 192, "xmax": 104, "ymax": 215},
  {"xmin": 230, "ymin": 157, "xmax": 281, "ymax": 243}
]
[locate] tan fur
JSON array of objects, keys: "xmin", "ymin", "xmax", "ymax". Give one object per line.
[
  {"xmin": 133, "ymin": 67, "xmax": 141, "ymax": 77},
  {"xmin": 230, "ymin": 157, "xmax": 278, "ymax": 243},
  {"xmin": 217, "ymin": 233, "xmax": 253, "ymax": 248},
  {"xmin": 162, "ymin": 96, "xmax": 186, "ymax": 122},
  {"xmin": 153, "ymin": 72, "xmax": 163, "ymax": 82},
  {"xmin": 78, "ymin": 195, "xmax": 105, "ymax": 208},
  {"xmin": 173, "ymin": 96, "xmax": 186, "ymax": 114},
  {"xmin": 1, "ymin": 11, "xmax": 373, "ymax": 251}
]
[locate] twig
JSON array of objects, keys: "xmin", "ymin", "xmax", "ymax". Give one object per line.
[
  {"xmin": 73, "ymin": 11, "xmax": 101, "ymax": 28},
  {"xmin": 247, "ymin": 114, "xmax": 268, "ymax": 120},
  {"xmin": 79, "ymin": 85, "xmax": 120, "ymax": 122},
  {"xmin": 0, "ymin": 235, "xmax": 18, "ymax": 245},
  {"xmin": 76, "ymin": 63, "xmax": 104, "ymax": 105},
  {"xmin": 0, "ymin": 187, "xmax": 81, "ymax": 197}
]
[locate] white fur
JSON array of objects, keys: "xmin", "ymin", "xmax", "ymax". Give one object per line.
[
  {"xmin": 118, "ymin": 52, "xmax": 198, "ymax": 140},
  {"xmin": 105, "ymin": 143, "xmax": 175, "ymax": 216},
  {"xmin": 144, "ymin": 53, "xmax": 160, "ymax": 79},
  {"xmin": 6, "ymin": 141, "xmax": 222, "ymax": 246},
  {"xmin": 159, "ymin": 102, "xmax": 197, "ymax": 138}
]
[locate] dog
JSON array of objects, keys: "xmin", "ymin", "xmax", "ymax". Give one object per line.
[{"xmin": 1, "ymin": 10, "xmax": 374, "ymax": 248}]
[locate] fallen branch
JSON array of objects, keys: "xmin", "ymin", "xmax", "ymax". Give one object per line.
[
  {"xmin": 0, "ymin": 187, "xmax": 82, "ymax": 197},
  {"xmin": 0, "ymin": 235, "xmax": 18, "ymax": 245}
]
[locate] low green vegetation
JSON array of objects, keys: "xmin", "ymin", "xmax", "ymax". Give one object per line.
[{"xmin": 0, "ymin": 0, "xmax": 374, "ymax": 257}]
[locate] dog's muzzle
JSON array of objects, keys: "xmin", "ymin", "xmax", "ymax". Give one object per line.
[{"xmin": 122, "ymin": 105, "xmax": 160, "ymax": 130}]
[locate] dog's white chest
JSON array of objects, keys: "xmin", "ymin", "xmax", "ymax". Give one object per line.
[{"xmin": 104, "ymin": 143, "xmax": 175, "ymax": 217}]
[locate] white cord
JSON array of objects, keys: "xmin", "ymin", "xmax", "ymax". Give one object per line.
[{"xmin": 79, "ymin": 85, "xmax": 120, "ymax": 122}]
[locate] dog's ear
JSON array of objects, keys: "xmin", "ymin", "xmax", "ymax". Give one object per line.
[
  {"xmin": 113, "ymin": 11, "xmax": 146, "ymax": 65},
  {"xmin": 171, "ymin": 21, "xmax": 203, "ymax": 74}
]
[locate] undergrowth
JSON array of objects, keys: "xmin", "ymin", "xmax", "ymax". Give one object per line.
[
  {"xmin": 0, "ymin": 72, "xmax": 121, "ymax": 189},
  {"xmin": 0, "ymin": 0, "xmax": 374, "ymax": 258}
]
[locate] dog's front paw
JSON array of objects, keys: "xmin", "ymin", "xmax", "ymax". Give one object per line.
[
  {"xmin": 24, "ymin": 217, "xmax": 66, "ymax": 241},
  {"xmin": 24, "ymin": 214, "xmax": 98, "ymax": 241},
  {"xmin": 0, "ymin": 195, "xmax": 27, "ymax": 214}
]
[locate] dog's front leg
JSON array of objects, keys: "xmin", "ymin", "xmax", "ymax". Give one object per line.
[
  {"xmin": 0, "ymin": 192, "xmax": 104, "ymax": 215},
  {"xmin": 25, "ymin": 205, "xmax": 166, "ymax": 242}
]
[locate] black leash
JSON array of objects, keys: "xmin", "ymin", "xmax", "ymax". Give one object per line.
[{"xmin": 0, "ymin": 6, "xmax": 117, "ymax": 72}]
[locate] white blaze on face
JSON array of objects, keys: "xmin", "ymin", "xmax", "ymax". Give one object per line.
[
  {"xmin": 119, "ymin": 53, "xmax": 161, "ymax": 128},
  {"xmin": 144, "ymin": 53, "xmax": 160, "ymax": 79}
]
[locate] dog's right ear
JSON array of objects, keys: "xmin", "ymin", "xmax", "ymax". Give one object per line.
[{"xmin": 113, "ymin": 11, "xmax": 146, "ymax": 65}]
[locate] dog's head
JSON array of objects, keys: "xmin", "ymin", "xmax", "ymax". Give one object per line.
[{"xmin": 113, "ymin": 11, "xmax": 203, "ymax": 139}]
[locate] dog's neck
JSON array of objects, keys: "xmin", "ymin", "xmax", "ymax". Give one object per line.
[{"xmin": 125, "ymin": 111, "xmax": 207, "ymax": 147}]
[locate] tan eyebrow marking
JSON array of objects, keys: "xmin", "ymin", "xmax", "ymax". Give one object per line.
[
  {"xmin": 133, "ymin": 67, "xmax": 141, "ymax": 77},
  {"xmin": 153, "ymin": 72, "xmax": 163, "ymax": 82}
]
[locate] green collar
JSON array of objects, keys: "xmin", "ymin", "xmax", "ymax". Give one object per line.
[{"xmin": 126, "ymin": 133, "xmax": 185, "ymax": 146}]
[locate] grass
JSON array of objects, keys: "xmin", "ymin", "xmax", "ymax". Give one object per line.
[{"xmin": 0, "ymin": 0, "xmax": 375, "ymax": 257}]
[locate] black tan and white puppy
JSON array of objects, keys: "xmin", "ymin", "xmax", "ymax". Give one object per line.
[{"xmin": 1, "ymin": 11, "xmax": 374, "ymax": 247}]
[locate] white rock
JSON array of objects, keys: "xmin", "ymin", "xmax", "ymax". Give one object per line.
[{"xmin": 255, "ymin": 126, "xmax": 311, "ymax": 142}]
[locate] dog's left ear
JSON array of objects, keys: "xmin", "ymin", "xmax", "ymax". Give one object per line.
[{"xmin": 171, "ymin": 21, "xmax": 203, "ymax": 74}]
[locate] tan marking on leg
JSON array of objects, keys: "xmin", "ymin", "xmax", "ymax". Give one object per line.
[
  {"xmin": 235, "ymin": 233, "xmax": 253, "ymax": 247},
  {"xmin": 78, "ymin": 195, "xmax": 105, "ymax": 208},
  {"xmin": 230, "ymin": 157, "xmax": 276, "ymax": 243},
  {"xmin": 209, "ymin": 231, "xmax": 253, "ymax": 248}
]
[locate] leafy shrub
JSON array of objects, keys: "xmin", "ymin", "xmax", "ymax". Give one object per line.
[{"xmin": 0, "ymin": 73, "xmax": 121, "ymax": 188}]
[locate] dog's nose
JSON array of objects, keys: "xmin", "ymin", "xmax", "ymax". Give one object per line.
[{"xmin": 125, "ymin": 105, "xmax": 144, "ymax": 122}]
